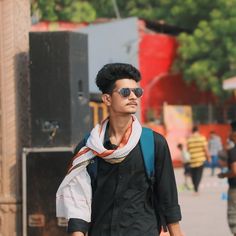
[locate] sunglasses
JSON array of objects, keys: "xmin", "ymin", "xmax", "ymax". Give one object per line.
[{"xmin": 113, "ymin": 87, "xmax": 144, "ymax": 98}]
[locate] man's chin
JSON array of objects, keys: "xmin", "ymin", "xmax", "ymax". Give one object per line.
[{"xmin": 126, "ymin": 111, "xmax": 136, "ymax": 115}]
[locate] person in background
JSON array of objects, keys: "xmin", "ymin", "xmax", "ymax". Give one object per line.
[
  {"xmin": 218, "ymin": 121, "xmax": 236, "ymax": 236},
  {"xmin": 177, "ymin": 143, "xmax": 191, "ymax": 189},
  {"xmin": 187, "ymin": 126, "xmax": 211, "ymax": 195},
  {"xmin": 218, "ymin": 126, "xmax": 236, "ymax": 172},
  {"xmin": 208, "ymin": 131, "xmax": 223, "ymax": 176}
]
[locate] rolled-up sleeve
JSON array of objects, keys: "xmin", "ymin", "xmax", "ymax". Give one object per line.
[
  {"xmin": 67, "ymin": 218, "xmax": 89, "ymax": 234},
  {"xmin": 154, "ymin": 132, "xmax": 182, "ymax": 225}
]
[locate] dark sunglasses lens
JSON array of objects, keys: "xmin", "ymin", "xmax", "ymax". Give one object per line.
[
  {"xmin": 134, "ymin": 88, "xmax": 143, "ymax": 97},
  {"xmin": 120, "ymin": 88, "xmax": 131, "ymax": 97}
]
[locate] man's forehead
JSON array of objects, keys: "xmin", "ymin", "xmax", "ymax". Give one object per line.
[{"xmin": 114, "ymin": 78, "xmax": 138, "ymax": 87}]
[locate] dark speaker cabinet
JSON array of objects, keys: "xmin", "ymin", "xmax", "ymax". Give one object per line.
[
  {"xmin": 22, "ymin": 148, "xmax": 74, "ymax": 236},
  {"xmin": 29, "ymin": 31, "xmax": 90, "ymax": 147}
]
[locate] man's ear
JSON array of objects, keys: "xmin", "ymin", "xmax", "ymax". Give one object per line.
[{"xmin": 102, "ymin": 94, "xmax": 111, "ymax": 106}]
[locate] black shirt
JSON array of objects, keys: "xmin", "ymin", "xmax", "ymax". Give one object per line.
[
  {"xmin": 228, "ymin": 146, "xmax": 236, "ymax": 188},
  {"xmin": 68, "ymin": 130, "xmax": 181, "ymax": 236}
]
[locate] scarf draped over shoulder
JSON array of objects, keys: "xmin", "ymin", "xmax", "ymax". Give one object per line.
[{"xmin": 56, "ymin": 115, "xmax": 142, "ymax": 221}]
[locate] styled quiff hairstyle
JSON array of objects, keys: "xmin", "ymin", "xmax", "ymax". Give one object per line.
[{"xmin": 95, "ymin": 63, "xmax": 141, "ymax": 94}]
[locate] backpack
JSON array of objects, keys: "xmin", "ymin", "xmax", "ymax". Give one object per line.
[
  {"xmin": 84, "ymin": 127, "xmax": 165, "ymax": 233},
  {"xmin": 84, "ymin": 127, "xmax": 155, "ymax": 185}
]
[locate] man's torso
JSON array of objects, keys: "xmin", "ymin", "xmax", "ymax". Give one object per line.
[
  {"xmin": 228, "ymin": 146, "xmax": 236, "ymax": 188},
  {"xmin": 88, "ymin": 140, "xmax": 158, "ymax": 236},
  {"xmin": 187, "ymin": 134, "xmax": 207, "ymax": 168}
]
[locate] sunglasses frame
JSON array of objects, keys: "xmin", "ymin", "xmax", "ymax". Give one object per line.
[{"xmin": 113, "ymin": 87, "xmax": 144, "ymax": 98}]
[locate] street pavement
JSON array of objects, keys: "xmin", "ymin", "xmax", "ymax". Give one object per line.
[{"xmin": 161, "ymin": 167, "xmax": 231, "ymax": 236}]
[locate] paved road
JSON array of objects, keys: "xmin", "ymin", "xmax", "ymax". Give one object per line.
[{"xmin": 161, "ymin": 167, "xmax": 231, "ymax": 236}]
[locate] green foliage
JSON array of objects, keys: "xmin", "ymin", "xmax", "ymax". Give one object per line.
[
  {"xmin": 31, "ymin": 0, "xmax": 96, "ymax": 22},
  {"xmin": 175, "ymin": 0, "xmax": 236, "ymax": 97},
  {"xmin": 95, "ymin": 0, "xmax": 236, "ymax": 98},
  {"xmin": 89, "ymin": 0, "xmax": 115, "ymax": 18},
  {"xmin": 89, "ymin": 0, "xmax": 217, "ymax": 30},
  {"xmin": 59, "ymin": 1, "xmax": 96, "ymax": 22},
  {"xmin": 31, "ymin": 0, "xmax": 236, "ymax": 98}
]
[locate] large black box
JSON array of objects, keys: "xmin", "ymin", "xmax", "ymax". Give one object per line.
[
  {"xmin": 22, "ymin": 147, "xmax": 74, "ymax": 236},
  {"xmin": 29, "ymin": 31, "xmax": 90, "ymax": 147}
]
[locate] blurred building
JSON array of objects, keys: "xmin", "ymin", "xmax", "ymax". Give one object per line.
[
  {"xmin": 0, "ymin": 0, "xmax": 31, "ymax": 235},
  {"xmin": 223, "ymin": 76, "xmax": 236, "ymax": 91},
  {"xmin": 31, "ymin": 18, "xmax": 236, "ymax": 125}
]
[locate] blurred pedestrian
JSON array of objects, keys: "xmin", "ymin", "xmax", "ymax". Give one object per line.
[
  {"xmin": 218, "ymin": 121, "xmax": 236, "ymax": 236},
  {"xmin": 177, "ymin": 143, "xmax": 191, "ymax": 189},
  {"xmin": 187, "ymin": 126, "xmax": 211, "ymax": 194},
  {"xmin": 208, "ymin": 131, "xmax": 223, "ymax": 176}
]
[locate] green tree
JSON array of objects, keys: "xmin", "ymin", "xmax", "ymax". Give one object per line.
[
  {"xmin": 90, "ymin": 0, "xmax": 216, "ymax": 30},
  {"xmin": 90, "ymin": 0, "xmax": 236, "ymax": 97},
  {"xmin": 31, "ymin": 0, "xmax": 236, "ymax": 97},
  {"xmin": 31, "ymin": 0, "xmax": 96, "ymax": 22},
  {"xmin": 89, "ymin": 0, "xmax": 115, "ymax": 18},
  {"xmin": 175, "ymin": 0, "xmax": 236, "ymax": 97}
]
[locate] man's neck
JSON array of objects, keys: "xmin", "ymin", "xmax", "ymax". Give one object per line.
[
  {"xmin": 193, "ymin": 132, "xmax": 199, "ymax": 136},
  {"xmin": 108, "ymin": 114, "xmax": 133, "ymax": 145}
]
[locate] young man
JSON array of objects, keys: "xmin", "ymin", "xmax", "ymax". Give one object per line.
[
  {"xmin": 177, "ymin": 143, "xmax": 191, "ymax": 189},
  {"xmin": 208, "ymin": 131, "xmax": 223, "ymax": 176},
  {"xmin": 218, "ymin": 121, "xmax": 236, "ymax": 236},
  {"xmin": 187, "ymin": 126, "xmax": 210, "ymax": 194},
  {"xmin": 57, "ymin": 63, "xmax": 183, "ymax": 236}
]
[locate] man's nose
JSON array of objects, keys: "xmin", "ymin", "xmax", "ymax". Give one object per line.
[{"xmin": 129, "ymin": 90, "xmax": 137, "ymax": 98}]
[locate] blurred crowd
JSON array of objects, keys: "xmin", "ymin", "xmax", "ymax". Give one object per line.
[{"xmin": 177, "ymin": 121, "xmax": 236, "ymax": 236}]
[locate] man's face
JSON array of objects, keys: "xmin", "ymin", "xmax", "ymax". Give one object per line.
[
  {"xmin": 210, "ymin": 132, "xmax": 216, "ymax": 139},
  {"xmin": 102, "ymin": 79, "xmax": 142, "ymax": 115}
]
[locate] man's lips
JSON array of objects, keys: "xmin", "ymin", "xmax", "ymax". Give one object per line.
[{"xmin": 127, "ymin": 103, "xmax": 138, "ymax": 106}]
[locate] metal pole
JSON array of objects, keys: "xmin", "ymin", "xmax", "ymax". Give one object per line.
[{"xmin": 111, "ymin": 0, "xmax": 121, "ymax": 18}]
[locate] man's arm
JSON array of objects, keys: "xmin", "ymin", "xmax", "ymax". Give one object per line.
[
  {"xmin": 167, "ymin": 222, "xmax": 184, "ymax": 236},
  {"xmin": 218, "ymin": 159, "xmax": 227, "ymax": 167},
  {"xmin": 154, "ymin": 133, "xmax": 182, "ymax": 232},
  {"xmin": 204, "ymin": 143, "xmax": 211, "ymax": 163},
  {"xmin": 218, "ymin": 162, "xmax": 236, "ymax": 178}
]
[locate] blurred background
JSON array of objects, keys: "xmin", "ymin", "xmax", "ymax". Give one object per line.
[{"xmin": 0, "ymin": 0, "xmax": 236, "ymax": 235}]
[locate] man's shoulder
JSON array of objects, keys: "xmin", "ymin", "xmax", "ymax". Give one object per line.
[
  {"xmin": 188, "ymin": 134, "xmax": 206, "ymax": 141},
  {"xmin": 73, "ymin": 137, "xmax": 87, "ymax": 155},
  {"xmin": 228, "ymin": 146, "xmax": 236, "ymax": 163},
  {"xmin": 228, "ymin": 145, "xmax": 236, "ymax": 155},
  {"xmin": 141, "ymin": 127, "xmax": 167, "ymax": 144},
  {"xmin": 199, "ymin": 134, "xmax": 207, "ymax": 141},
  {"xmin": 146, "ymin": 128, "xmax": 165, "ymax": 139}
]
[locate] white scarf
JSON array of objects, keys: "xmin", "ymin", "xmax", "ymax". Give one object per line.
[{"xmin": 56, "ymin": 115, "xmax": 142, "ymax": 222}]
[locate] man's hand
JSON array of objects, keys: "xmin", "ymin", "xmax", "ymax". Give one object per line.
[
  {"xmin": 70, "ymin": 232, "xmax": 85, "ymax": 236},
  {"xmin": 167, "ymin": 222, "xmax": 184, "ymax": 236},
  {"xmin": 217, "ymin": 172, "xmax": 225, "ymax": 178}
]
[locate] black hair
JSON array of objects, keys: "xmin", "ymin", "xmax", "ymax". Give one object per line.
[
  {"xmin": 177, "ymin": 143, "xmax": 183, "ymax": 149},
  {"xmin": 192, "ymin": 126, "xmax": 198, "ymax": 133},
  {"xmin": 231, "ymin": 120, "xmax": 236, "ymax": 131},
  {"xmin": 95, "ymin": 63, "xmax": 141, "ymax": 94}
]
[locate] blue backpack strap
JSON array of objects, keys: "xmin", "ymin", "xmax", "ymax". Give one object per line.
[
  {"xmin": 140, "ymin": 127, "xmax": 155, "ymax": 182},
  {"xmin": 84, "ymin": 133, "xmax": 90, "ymax": 143},
  {"xmin": 140, "ymin": 128, "xmax": 165, "ymax": 232},
  {"xmin": 86, "ymin": 128, "xmax": 155, "ymax": 186},
  {"xmin": 84, "ymin": 133, "xmax": 98, "ymax": 184}
]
